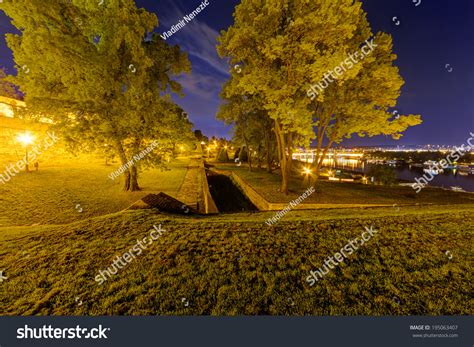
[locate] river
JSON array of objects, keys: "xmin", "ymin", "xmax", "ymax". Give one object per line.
[{"xmin": 304, "ymin": 157, "xmax": 474, "ymax": 192}]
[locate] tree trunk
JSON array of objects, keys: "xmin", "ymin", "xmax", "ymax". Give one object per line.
[
  {"xmin": 130, "ymin": 165, "xmax": 140, "ymax": 191},
  {"xmin": 274, "ymin": 120, "xmax": 289, "ymax": 195},
  {"xmin": 287, "ymin": 132, "xmax": 293, "ymax": 175},
  {"xmin": 128, "ymin": 138, "xmax": 142, "ymax": 192},
  {"xmin": 264, "ymin": 128, "xmax": 273, "ymax": 173},
  {"xmin": 123, "ymin": 170, "xmax": 131, "ymax": 191},
  {"xmin": 257, "ymin": 144, "xmax": 262, "ymax": 169},
  {"xmin": 114, "ymin": 139, "xmax": 132, "ymax": 192},
  {"xmin": 280, "ymin": 157, "xmax": 289, "ymax": 195},
  {"xmin": 113, "ymin": 138, "xmax": 142, "ymax": 192},
  {"xmin": 243, "ymin": 136, "xmax": 252, "ymax": 172}
]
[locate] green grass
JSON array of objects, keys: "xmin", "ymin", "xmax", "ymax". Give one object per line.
[
  {"xmin": 0, "ymin": 156, "xmax": 472, "ymax": 316},
  {"xmin": 0, "ymin": 157, "xmax": 189, "ymax": 227},
  {"xmin": 214, "ymin": 164, "xmax": 474, "ymax": 206},
  {"xmin": 0, "ymin": 205, "xmax": 472, "ymax": 315}
]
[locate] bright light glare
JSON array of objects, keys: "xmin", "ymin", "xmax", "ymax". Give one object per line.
[
  {"xmin": 303, "ymin": 167, "xmax": 312, "ymax": 175},
  {"xmin": 17, "ymin": 133, "xmax": 34, "ymax": 146}
]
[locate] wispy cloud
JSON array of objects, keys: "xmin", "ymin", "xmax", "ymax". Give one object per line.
[
  {"xmin": 157, "ymin": 1, "xmax": 230, "ymax": 77},
  {"xmin": 176, "ymin": 68, "xmax": 222, "ymax": 101}
]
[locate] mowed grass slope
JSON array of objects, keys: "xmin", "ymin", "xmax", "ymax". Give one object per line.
[
  {"xmin": 0, "ymin": 157, "xmax": 189, "ymax": 227},
  {"xmin": 0, "ymin": 205, "xmax": 472, "ymax": 315}
]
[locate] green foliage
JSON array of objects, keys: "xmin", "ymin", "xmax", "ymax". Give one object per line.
[
  {"xmin": 0, "ymin": 67, "xmax": 21, "ymax": 99},
  {"xmin": 0, "ymin": 0, "xmax": 192, "ymax": 191},
  {"xmin": 236, "ymin": 146, "xmax": 248, "ymax": 162},
  {"xmin": 217, "ymin": 83, "xmax": 277, "ymax": 171},
  {"xmin": 217, "ymin": 148, "xmax": 230, "ymax": 162},
  {"xmin": 367, "ymin": 165, "xmax": 398, "ymax": 186},
  {"xmin": 217, "ymin": 0, "xmax": 422, "ymax": 192}
]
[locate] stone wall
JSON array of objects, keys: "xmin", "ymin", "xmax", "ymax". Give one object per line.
[
  {"xmin": 213, "ymin": 168, "xmax": 393, "ymax": 211},
  {"xmin": 197, "ymin": 161, "xmax": 219, "ymax": 214}
]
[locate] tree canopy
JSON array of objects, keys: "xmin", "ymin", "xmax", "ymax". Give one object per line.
[
  {"xmin": 217, "ymin": 0, "xmax": 421, "ymax": 193},
  {"xmin": 1, "ymin": 0, "xmax": 192, "ymax": 191},
  {"xmin": 0, "ymin": 67, "xmax": 21, "ymax": 99}
]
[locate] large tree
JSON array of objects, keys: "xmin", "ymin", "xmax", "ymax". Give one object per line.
[
  {"xmin": 218, "ymin": 0, "xmax": 421, "ymax": 194},
  {"xmin": 217, "ymin": 82, "xmax": 276, "ymax": 172},
  {"xmin": 307, "ymin": 32, "xmax": 421, "ymax": 184},
  {"xmin": 1, "ymin": 0, "xmax": 191, "ymax": 191}
]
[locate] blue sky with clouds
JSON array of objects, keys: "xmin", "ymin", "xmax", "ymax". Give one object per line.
[
  {"xmin": 136, "ymin": 0, "xmax": 239, "ymax": 139},
  {"xmin": 1, "ymin": 0, "xmax": 473, "ymax": 145}
]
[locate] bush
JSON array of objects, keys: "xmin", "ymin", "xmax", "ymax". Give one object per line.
[
  {"xmin": 217, "ymin": 148, "xmax": 230, "ymax": 162},
  {"xmin": 236, "ymin": 146, "xmax": 249, "ymax": 162},
  {"xmin": 367, "ymin": 165, "xmax": 398, "ymax": 186}
]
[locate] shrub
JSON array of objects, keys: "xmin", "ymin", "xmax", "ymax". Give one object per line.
[
  {"xmin": 217, "ymin": 148, "xmax": 230, "ymax": 162},
  {"xmin": 367, "ymin": 165, "xmax": 398, "ymax": 186}
]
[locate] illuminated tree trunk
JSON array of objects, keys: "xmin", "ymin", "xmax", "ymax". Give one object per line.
[
  {"xmin": 130, "ymin": 165, "xmax": 140, "ymax": 191},
  {"xmin": 264, "ymin": 127, "xmax": 273, "ymax": 173},
  {"xmin": 114, "ymin": 139, "xmax": 140, "ymax": 192},
  {"xmin": 243, "ymin": 135, "xmax": 252, "ymax": 172},
  {"xmin": 274, "ymin": 120, "xmax": 290, "ymax": 195},
  {"xmin": 128, "ymin": 138, "xmax": 142, "ymax": 192}
]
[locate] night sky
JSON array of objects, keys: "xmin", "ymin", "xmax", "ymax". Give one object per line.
[{"xmin": 1, "ymin": 0, "xmax": 472, "ymax": 146}]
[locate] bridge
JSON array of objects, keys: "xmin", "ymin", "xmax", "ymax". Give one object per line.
[{"xmin": 292, "ymin": 150, "xmax": 364, "ymax": 164}]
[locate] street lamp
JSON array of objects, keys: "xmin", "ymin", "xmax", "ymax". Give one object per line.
[
  {"xmin": 302, "ymin": 167, "xmax": 312, "ymax": 186},
  {"xmin": 17, "ymin": 132, "xmax": 35, "ymax": 172}
]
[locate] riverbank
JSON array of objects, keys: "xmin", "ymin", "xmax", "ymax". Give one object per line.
[{"xmin": 212, "ymin": 164, "xmax": 474, "ymax": 206}]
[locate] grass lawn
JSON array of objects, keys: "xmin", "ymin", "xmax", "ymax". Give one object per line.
[
  {"xmin": 213, "ymin": 164, "xmax": 474, "ymax": 206},
  {"xmin": 0, "ymin": 204, "xmax": 472, "ymax": 315},
  {"xmin": 0, "ymin": 157, "xmax": 189, "ymax": 227}
]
